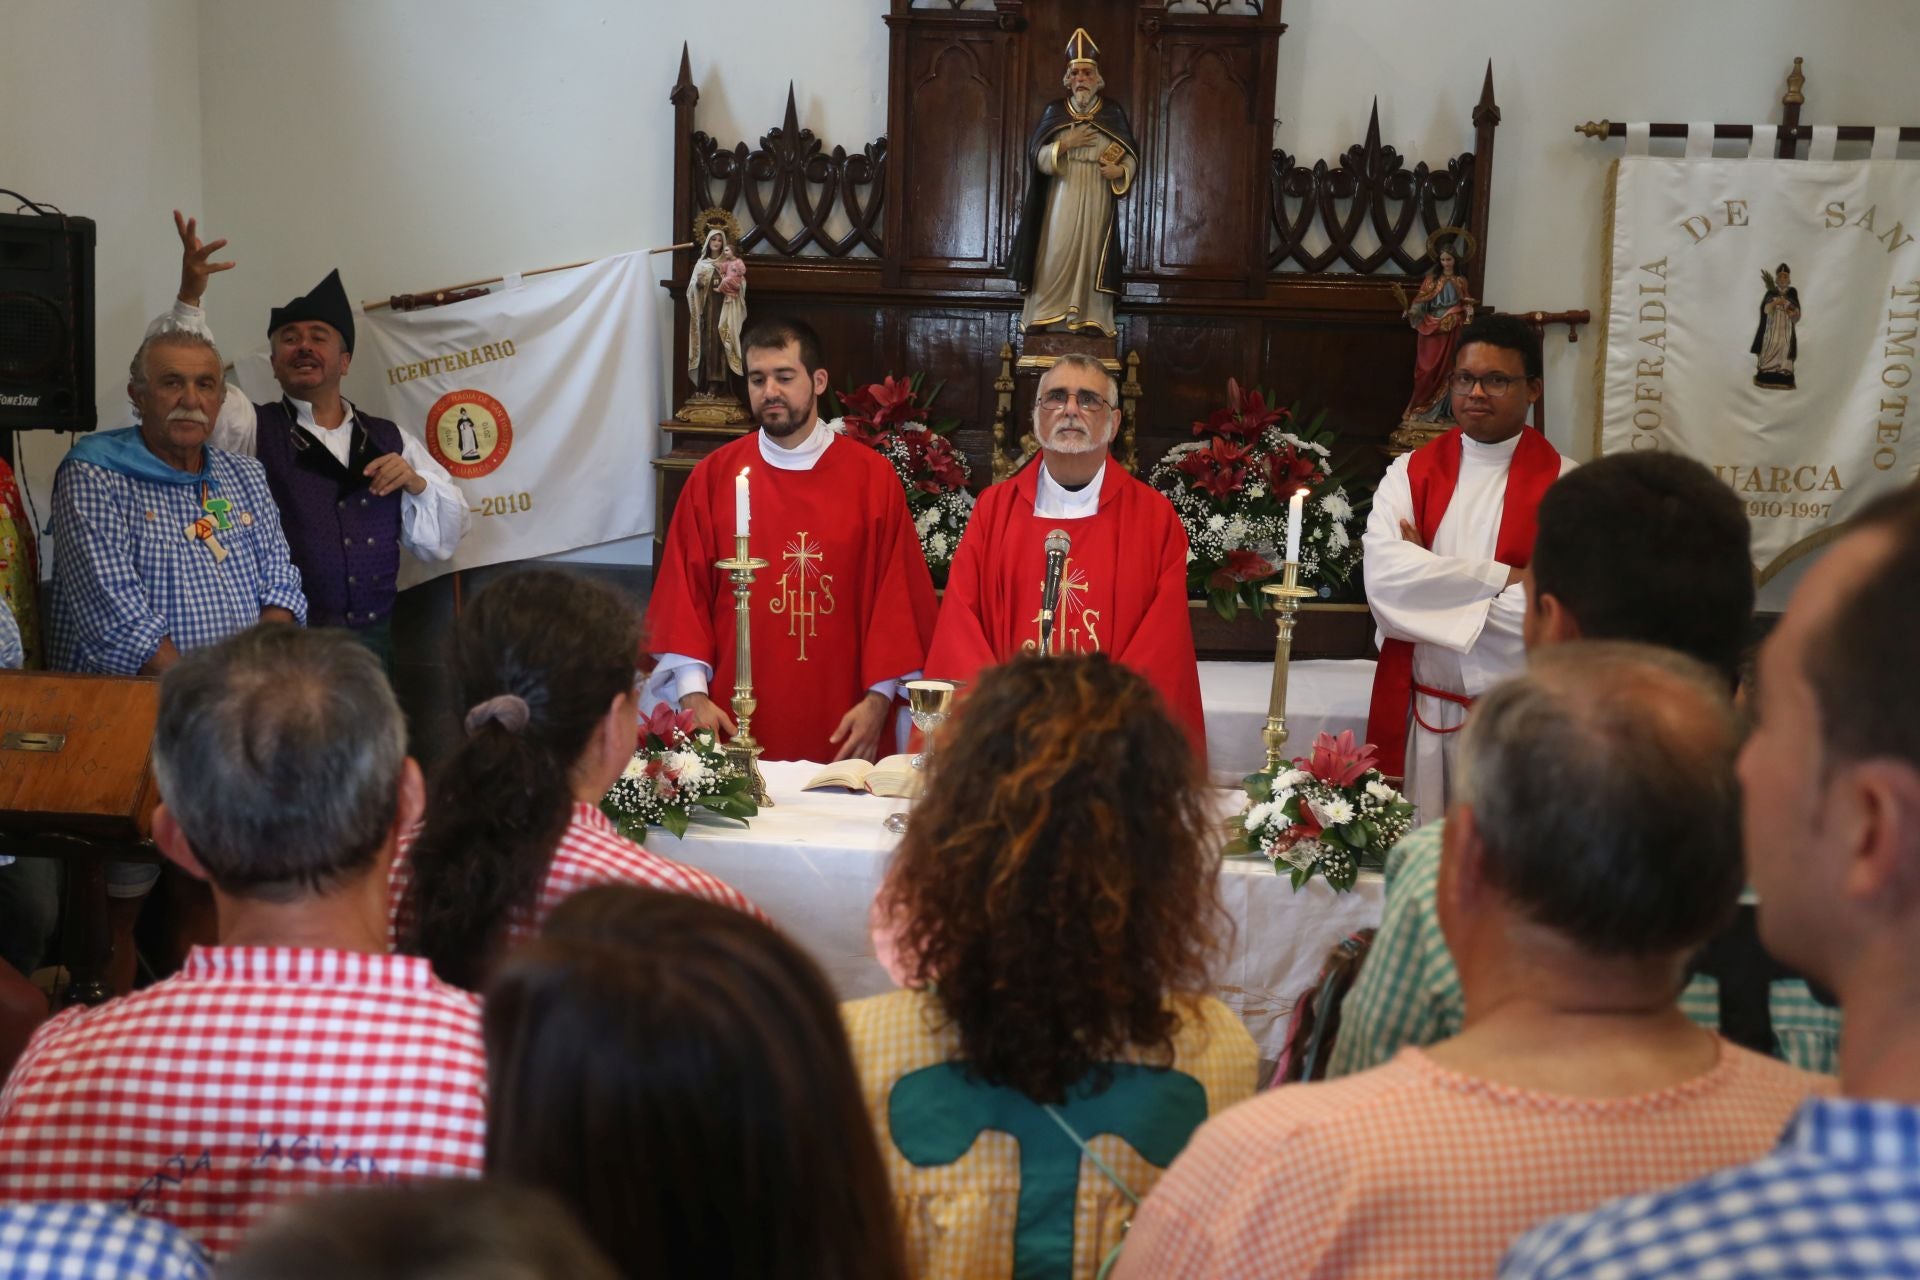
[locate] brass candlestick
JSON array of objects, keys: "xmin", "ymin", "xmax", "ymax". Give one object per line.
[
  {"xmin": 715, "ymin": 534, "xmax": 773, "ymax": 806},
  {"xmin": 1259, "ymin": 561, "xmax": 1319, "ymax": 775}
]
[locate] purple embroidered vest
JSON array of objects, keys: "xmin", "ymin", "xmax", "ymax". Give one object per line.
[{"xmin": 254, "ymin": 400, "xmax": 404, "ymax": 629}]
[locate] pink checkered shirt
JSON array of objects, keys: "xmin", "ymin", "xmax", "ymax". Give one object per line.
[
  {"xmin": 387, "ymin": 802, "xmax": 765, "ymax": 951},
  {"xmin": 1114, "ymin": 1043, "xmax": 1831, "ymax": 1280},
  {"xmin": 0, "ymin": 947, "xmax": 487, "ymax": 1257}
]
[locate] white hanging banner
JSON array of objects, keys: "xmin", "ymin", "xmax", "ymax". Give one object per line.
[
  {"xmin": 353, "ymin": 250, "xmax": 657, "ymax": 586},
  {"xmin": 1599, "ymin": 156, "xmax": 1920, "ymax": 581}
]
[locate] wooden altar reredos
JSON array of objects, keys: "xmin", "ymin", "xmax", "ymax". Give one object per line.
[{"xmin": 656, "ymin": 0, "xmax": 1500, "ymax": 654}]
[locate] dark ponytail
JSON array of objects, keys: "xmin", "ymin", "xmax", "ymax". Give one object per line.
[{"xmin": 404, "ymin": 569, "xmax": 641, "ymax": 989}]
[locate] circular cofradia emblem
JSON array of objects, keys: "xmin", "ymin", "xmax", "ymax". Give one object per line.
[{"xmin": 425, "ymin": 389, "xmax": 513, "ymax": 479}]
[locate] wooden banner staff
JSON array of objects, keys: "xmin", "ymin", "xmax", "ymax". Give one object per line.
[
  {"xmin": 1575, "ymin": 57, "xmax": 1920, "ymax": 157},
  {"xmin": 361, "ymin": 258, "xmax": 593, "ymax": 314}
]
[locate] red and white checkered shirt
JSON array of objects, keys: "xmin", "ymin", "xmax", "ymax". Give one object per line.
[
  {"xmin": 0, "ymin": 947, "xmax": 487, "ymax": 1258},
  {"xmin": 1114, "ymin": 1044, "xmax": 1831, "ymax": 1280},
  {"xmin": 387, "ymin": 802, "xmax": 765, "ymax": 951}
]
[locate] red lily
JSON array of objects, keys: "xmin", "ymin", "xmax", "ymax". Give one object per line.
[
  {"xmin": 641, "ymin": 703, "xmax": 698, "ymax": 748},
  {"xmin": 1174, "ymin": 439, "xmax": 1252, "ymax": 499},
  {"xmin": 1263, "ymin": 444, "xmax": 1323, "ymax": 493},
  {"xmin": 1207, "ymin": 549, "xmax": 1275, "ymax": 591},
  {"xmin": 1297, "ymin": 730, "xmax": 1379, "ymax": 788}
]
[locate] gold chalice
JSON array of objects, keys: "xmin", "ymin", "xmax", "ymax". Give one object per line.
[{"xmin": 883, "ymin": 679, "xmax": 961, "ymax": 835}]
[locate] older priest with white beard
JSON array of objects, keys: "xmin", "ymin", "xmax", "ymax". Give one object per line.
[
  {"xmin": 925, "ymin": 353, "xmax": 1206, "ymax": 758},
  {"xmin": 1363, "ymin": 312, "xmax": 1572, "ymax": 824}
]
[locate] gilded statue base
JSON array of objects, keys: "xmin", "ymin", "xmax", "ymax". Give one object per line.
[
  {"xmin": 1386, "ymin": 415, "xmax": 1452, "ymax": 457},
  {"xmin": 676, "ymin": 390, "xmax": 751, "ymax": 425}
]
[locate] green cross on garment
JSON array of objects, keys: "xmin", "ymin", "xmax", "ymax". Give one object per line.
[
  {"xmin": 888, "ymin": 1062, "xmax": 1208, "ymax": 1280},
  {"xmin": 201, "ymin": 495, "xmax": 233, "ymax": 530}
]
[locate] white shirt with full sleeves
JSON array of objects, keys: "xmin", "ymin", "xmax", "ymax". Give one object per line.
[{"xmin": 1362, "ymin": 432, "xmax": 1575, "ymax": 823}]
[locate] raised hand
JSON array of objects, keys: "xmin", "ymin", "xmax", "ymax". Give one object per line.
[{"xmin": 173, "ymin": 209, "xmax": 235, "ymax": 306}]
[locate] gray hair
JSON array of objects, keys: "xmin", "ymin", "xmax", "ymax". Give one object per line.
[
  {"xmin": 153, "ymin": 625, "xmax": 406, "ymax": 901},
  {"xmin": 128, "ymin": 329, "xmax": 223, "ymax": 395},
  {"xmin": 1456, "ymin": 641, "xmax": 1744, "ymax": 956},
  {"xmin": 1034, "ymin": 353, "xmax": 1122, "ymax": 411}
]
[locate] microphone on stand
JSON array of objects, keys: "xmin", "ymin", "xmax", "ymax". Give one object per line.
[{"xmin": 1039, "ymin": 528, "xmax": 1072, "ymax": 656}]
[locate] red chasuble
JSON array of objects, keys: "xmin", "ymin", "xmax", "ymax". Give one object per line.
[
  {"xmin": 926, "ymin": 461, "xmax": 1207, "ymax": 760},
  {"xmin": 1365, "ymin": 425, "xmax": 1564, "ymax": 777},
  {"xmin": 647, "ymin": 432, "xmax": 940, "ymax": 763}
]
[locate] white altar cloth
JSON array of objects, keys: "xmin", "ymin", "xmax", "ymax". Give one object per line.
[
  {"xmin": 647, "ymin": 759, "xmax": 1384, "ymax": 1059},
  {"xmin": 1200, "ymin": 658, "xmax": 1377, "ymax": 785}
]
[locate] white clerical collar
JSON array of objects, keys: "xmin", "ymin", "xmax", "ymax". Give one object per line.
[
  {"xmin": 1460, "ymin": 431, "xmax": 1523, "ymax": 464},
  {"xmin": 1034, "ymin": 457, "xmax": 1106, "ymax": 519},
  {"xmin": 286, "ymin": 395, "xmax": 358, "ymax": 466},
  {"xmin": 757, "ymin": 416, "xmax": 837, "ymax": 471}
]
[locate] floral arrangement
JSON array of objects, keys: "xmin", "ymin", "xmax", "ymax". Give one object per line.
[
  {"xmin": 1226, "ymin": 731, "xmax": 1415, "ymax": 892},
  {"xmin": 831, "ymin": 373, "xmax": 976, "ymax": 586},
  {"xmin": 601, "ymin": 705, "xmax": 759, "ymax": 840},
  {"xmin": 1148, "ymin": 379, "xmax": 1364, "ymax": 620}
]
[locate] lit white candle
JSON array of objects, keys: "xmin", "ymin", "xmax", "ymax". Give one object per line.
[
  {"xmin": 1285, "ymin": 488, "xmax": 1306, "ymax": 565},
  {"xmin": 736, "ymin": 466, "xmax": 751, "ymax": 539}
]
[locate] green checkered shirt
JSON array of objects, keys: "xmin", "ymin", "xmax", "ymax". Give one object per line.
[{"xmin": 1327, "ymin": 821, "xmax": 1841, "ymax": 1077}]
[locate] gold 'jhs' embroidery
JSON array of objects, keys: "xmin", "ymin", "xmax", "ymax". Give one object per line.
[{"xmin": 769, "ymin": 530, "xmax": 836, "ymax": 661}]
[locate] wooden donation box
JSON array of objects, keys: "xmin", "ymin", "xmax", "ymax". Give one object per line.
[{"xmin": 0, "ymin": 669, "xmax": 162, "ymax": 1003}]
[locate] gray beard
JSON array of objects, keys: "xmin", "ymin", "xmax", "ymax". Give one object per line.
[{"xmin": 1070, "ymin": 89, "xmax": 1097, "ymax": 113}]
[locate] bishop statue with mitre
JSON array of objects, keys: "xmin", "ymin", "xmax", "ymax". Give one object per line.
[{"xmin": 1008, "ymin": 28, "xmax": 1140, "ymax": 336}]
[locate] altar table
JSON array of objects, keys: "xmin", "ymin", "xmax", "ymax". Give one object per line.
[
  {"xmin": 647, "ymin": 759, "xmax": 1384, "ymax": 1060},
  {"xmin": 1199, "ymin": 658, "xmax": 1377, "ymax": 785}
]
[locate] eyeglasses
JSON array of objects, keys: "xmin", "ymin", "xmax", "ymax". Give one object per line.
[
  {"xmin": 1037, "ymin": 388, "xmax": 1113, "ymax": 414},
  {"xmin": 1450, "ymin": 371, "xmax": 1529, "ymax": 398}
]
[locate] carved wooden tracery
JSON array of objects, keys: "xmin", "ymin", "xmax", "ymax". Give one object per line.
[{"xmin": 689, "ymin": 89, "xmax": 887, "ymax": 259}]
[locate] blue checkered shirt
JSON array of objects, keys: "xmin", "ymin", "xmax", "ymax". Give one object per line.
[
  {"xmin": 1501, "ymin": 1097, "xmax": 1920, "ymax": 1279},
  {"xmin": 47, "ymin": 450, "xmax": 306, "ymax": 673},
  {"xmin": 0, "ymin": 596, "xmax": 19, "ymax": 669},
  {"xmin": 0, "ymin": 1202, "xmax": 209, "ymax": 1279}
]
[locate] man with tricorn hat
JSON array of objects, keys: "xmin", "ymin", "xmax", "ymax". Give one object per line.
[
  {"xmin": 1009, "ymin": 28, "xmax": 1140, "ymax": 336},
  {"xmin": 150, "ymin": 212, "xmax": 470, "ymax": 664}
]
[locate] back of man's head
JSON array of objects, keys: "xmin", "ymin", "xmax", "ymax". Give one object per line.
[
  {"xmin": 1529, "ymin": 452, "xmax": 1753, "ymax": 686},
  {"xmin": 1804, "ymin": 489, "xmax": 1920, "ymax": 770},
  {"xmin": 1457, "ymin": 641, "xmax": 1744, "ymax": 957},
  {"xmin": 153, "ymin": 625, "xmax": 405, "ymax": 900}
]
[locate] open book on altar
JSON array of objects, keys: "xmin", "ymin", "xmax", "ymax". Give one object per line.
[{"xmin": 802, "ymin": 755, "xmax": 919, "ymax": 799}]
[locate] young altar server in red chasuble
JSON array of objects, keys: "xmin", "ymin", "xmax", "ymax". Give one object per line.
[
  {"xmin": 644, "ymin": 319, "xmax": 938, "ymax": 765},
  {"xmin": 926, "ymin": 353, "xmax": 1207, "ymax": 760}
]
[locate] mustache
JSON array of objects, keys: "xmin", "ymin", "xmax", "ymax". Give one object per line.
[{"xmin": 166, "ymin": 408, "xmax": 210, "ymax": 425}]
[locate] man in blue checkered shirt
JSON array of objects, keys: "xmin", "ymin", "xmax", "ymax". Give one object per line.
[
  {"xmin": 1503, "ymin": 491, "xmax": 1920, "ymax": 1279},
  {"xmin": 0, "ymin": 1202, "xmax": 208, "ymax": 1279},
  {"xmin": 43, "ymin": 327, "xmax": 305, "ymax": 990}
]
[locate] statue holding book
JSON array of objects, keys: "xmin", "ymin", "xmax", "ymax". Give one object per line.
[{"xmin": 1009, "ymin": 28, "xmax": 1139, "ymax": 337}]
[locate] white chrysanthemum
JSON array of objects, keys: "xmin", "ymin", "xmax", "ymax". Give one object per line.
[
  {"xmin": 1206, "ymin": 513, "xmax": 1228, "ymax": 532},
  {"xmin": 1225, "ymin": 516, "xmax": 1248, "ymax": 542},
  {"xmin": 1329, "ymin": 523, "xmax": 1350, "ymax": 552},
  {"xmin": 1320, "ymin": 491, "xmax": 1353, "ymax": 521},
  {"xmin": 1275, "ymin": 768, "xmax": 1311, "ymax": 790},
  {"xmin": 930, "ymin": 531, "xmax": 950, "ymax": 557},
  {"xmin": 666, "ymin": 751, "xmax": 707, "ymax": 787},
  {"xmin": 1244, "ymin": 800, "xmax": 1280, "ymax": 832},
  {"xmin": 1247, "ymin": 482, "xmax": 1268, "ymax": 498},
  {"xmin": 1186, "ymin": 546, "xmax": 1198, "ymax": 563},
  {"xmin": 1365, "ymin": 779, "xmax": 1397, "ymax": 803},
  {"xmin": 1311, "ymin": 796, "xmax": 1356, "ymax": 827},
  {"xmin": 621, "ymin": 755, "xmax": 649, "ymax": 781}
]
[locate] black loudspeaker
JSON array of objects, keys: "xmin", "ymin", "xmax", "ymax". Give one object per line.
[{"xmin": 0, "ymin": 211, "xmax": 96, "ymax": 433}]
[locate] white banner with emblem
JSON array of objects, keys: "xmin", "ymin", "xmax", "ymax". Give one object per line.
[
  {"xmin": 1599, "ymin": 148, "xmax": 1920, "ymax": 580},
  {"xmin": 353, "ymin": 249, "xmax": 657, "ymax": 586}
]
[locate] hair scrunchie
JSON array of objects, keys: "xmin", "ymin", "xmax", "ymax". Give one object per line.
[{"xmin": 464, "ymin": 693, "xmax": 531, "ymax": 736}]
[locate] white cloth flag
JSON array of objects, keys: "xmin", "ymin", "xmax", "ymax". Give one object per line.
[
  {"xmin": 1599, "ymin": 155, "xmax": 1920, "ymax": 580},
  {"xmin": 354, "ymin": 250, "xmax": 657, "ymax": 585}
]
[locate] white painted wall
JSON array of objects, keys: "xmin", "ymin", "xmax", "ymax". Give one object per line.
[
  {"xmin": 0, "ymin": 0, "xmax": 207, "ymax": 562},
  {"xmin": 12, "ymin": 0, "xmax": 1920, "ymax": 597}
]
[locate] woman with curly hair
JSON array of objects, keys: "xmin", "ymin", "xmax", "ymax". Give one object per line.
[
  {"xmin": 847, "ymin": 653, "xmax": 1257, "ymax": 1279},
  {"xmin": 393, "ymin": 568, "xmax": 760, "ymax": 990}
]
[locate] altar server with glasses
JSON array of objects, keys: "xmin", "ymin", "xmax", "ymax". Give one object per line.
[{"xmin": 1362, "ymin": 312, "xmax": 1572, "ymax": 823}]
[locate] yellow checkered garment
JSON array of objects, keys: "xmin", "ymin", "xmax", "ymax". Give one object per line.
[{"xmin": 843, "ymin": 989, "xmax": 1258, "ymax": 1280}]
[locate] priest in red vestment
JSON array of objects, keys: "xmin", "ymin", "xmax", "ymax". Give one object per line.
[
  {"xmin": 645, "ymin": 318, "xmax": 939, "ymax": 764},
  {"xmin": 926, "ymin": 353, "xmax": 1206, "ymax": 758},
  {"xmin": 1364, "ymin": 313, "xmax": 1574, "ymax": 824}
]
